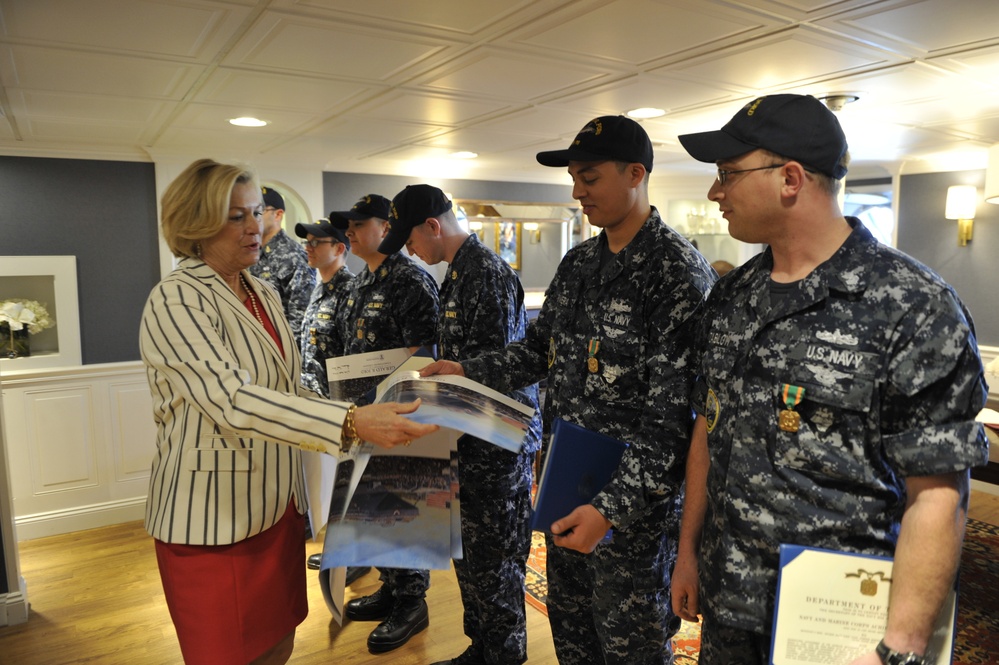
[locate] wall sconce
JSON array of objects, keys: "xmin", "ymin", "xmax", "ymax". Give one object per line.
[
  {"xmin": 944, "ymin": 185, "xmax": 977, "ymax": 246},
  {"xmin": 985, "ymin": 145, "xmax": 999, "ymax": 204},
  {"xmin": 523, "ymin": 222, "xmax": 541, "ymax": 244},
  {"xmin": 468, "ymin": 220, "xmax": 483, "ymax": 231}
]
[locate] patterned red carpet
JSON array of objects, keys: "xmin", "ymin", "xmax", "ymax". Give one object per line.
[
  {"xmin": 526, "ymin": 518, "xmax": 999, "ymax": 663},
  {"xmin": 524, "ymin": 531, "xmax": 548, "ymax": 616},
  {"xmin": 953, "ymin": 518, "xmax": 999, "ymax": 664}
]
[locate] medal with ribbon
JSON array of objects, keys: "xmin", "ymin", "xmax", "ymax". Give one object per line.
[
  {"xmin": 779, "ymin": 383, "xmax": 804, "ymax": 432},
  {"xmin": 587, "ymin": 338, "xmax": 600, "ymax": 373}
]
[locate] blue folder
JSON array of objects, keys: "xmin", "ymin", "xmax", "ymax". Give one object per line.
[{"xmin": 530, "ymin": 418, "xmax": 629, "ymax": 534}]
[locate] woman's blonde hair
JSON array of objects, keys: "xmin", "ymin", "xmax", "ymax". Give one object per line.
[{"xmin": 161, "ymin": 159, "xmax": 259, "ymax": 258}]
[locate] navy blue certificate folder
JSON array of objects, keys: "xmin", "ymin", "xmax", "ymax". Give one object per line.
[{"xmin": 530, "ymin": 418, "xmax": 629, "ymax": 534}]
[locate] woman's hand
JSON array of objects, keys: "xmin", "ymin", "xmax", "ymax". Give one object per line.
[
  {"xmin": 353, "ymin": 398, "xmax": 439, "ymax": 448},
  {"xmin": 418, "ymin": 360, "xmax": 464, "ymax": 377}
]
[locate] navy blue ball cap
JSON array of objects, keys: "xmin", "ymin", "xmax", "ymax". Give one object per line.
[
  {"xmin": 678, "ymin": 94, "xmax": 848, "ymax": 179},
  {"xmin": 294, "ymin": 218, "xmax": 350, "ymax": 249},
  {"xmin": 328, "ymin": 194, "xmax": 392, "ymax": 226},
  {"xmin": 261, "ymin": 186, "xmax": 285, "ymax": 210},
  {"xmin": 378, "ymin": 184, "xmax": 452, "ymax": 255},
  {"xmin": 537, "ymin": 115, "xmax": 654, "ymax": 173}
]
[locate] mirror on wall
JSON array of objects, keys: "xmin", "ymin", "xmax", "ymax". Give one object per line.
[
  {"xmin": 453, "ymin": 200, "xmax": 580, "ymax": 292},
  {"xmin": 665, "ymin": 199, "xmax": 746, "ymax": 268},
  {"xmin": 843, "ymin": 179, "xmax": 894, "ymax": 246}
]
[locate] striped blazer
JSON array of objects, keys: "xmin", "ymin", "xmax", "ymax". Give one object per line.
[{"xmin": 139, "ymin": 258, "xmax": 348, "ymax": 545}]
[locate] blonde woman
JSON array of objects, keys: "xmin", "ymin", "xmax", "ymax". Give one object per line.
[{"xmin": 140, "ymin": 159, "xmax": 436, "ymax": 665}]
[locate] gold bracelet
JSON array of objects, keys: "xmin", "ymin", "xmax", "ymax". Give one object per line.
[{"xmin": 340, "ymin": 404, "xmax": 361, "ymax": 453}]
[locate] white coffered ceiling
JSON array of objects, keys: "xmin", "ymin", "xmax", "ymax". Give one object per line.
[{"xmin": 1, "ymin": 0, "xmax": 999, "ymax": 184}]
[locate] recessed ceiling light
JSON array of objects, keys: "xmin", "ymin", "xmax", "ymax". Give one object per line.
[
  {"xmin": 627, "ymin": 107, "xmax": 666, "ymax": 119},
  {"xmin": 451, "ymin": 151, "xmax": 478, "ymax": 159},
  {"xmin": 229, "ymin": 117, "xmax": 267, "ymax": 127},
  {"xmin": 817, "ymin": 94, "xmax": 860, "ymax": 112}
]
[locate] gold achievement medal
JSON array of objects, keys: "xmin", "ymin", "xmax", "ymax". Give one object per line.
[
  {"xmin": 779, "ymin": 384, "xmax": 804, "ymax": 432},
  {"xmin": 587, "ymin": 338, "xmax": 600, "ymax": 373},
  {"xmin": 778, "ymin": 410, "xmax": 800, "ymax": 432}
]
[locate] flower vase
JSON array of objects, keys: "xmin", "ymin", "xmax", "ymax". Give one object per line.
[{"xmin": 1, "ymin": 324, "xmax": 30, "ymax": 359}]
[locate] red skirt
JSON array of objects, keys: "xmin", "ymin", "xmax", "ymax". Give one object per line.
[{"xmin": 154, "ymin": 502, "xmax": 308, "ymax": 665}]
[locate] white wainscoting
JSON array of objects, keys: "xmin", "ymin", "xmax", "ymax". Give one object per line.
[
  {"xmin": 0, "ymin": 362, "xmax": 153, "ymax": 541},
  {"xmin": 982, "ymin": 344, "xmax": 998, "ymax": 401},
  {"xmin": 0, "ymin": 382, "xmax": 28, "ymax": 626}
]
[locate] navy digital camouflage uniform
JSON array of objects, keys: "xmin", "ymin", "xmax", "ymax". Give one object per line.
[
  {"xmin": 299, "ymin": 265, "xmax": 354, "ymax": 398},
  {"xmin": 249, "ymin": 229, "xmax": 316, "ymax": 337},
  {"xmin": 340, "ymin": 250, "xmax": 440, "ymax": 600},
  {"xmin": 690, "ymin": 219, "xmax": 989, "ymax": 663},
  {"xmin": 438, "ymin": 234, "xmax": 542, "ymax": 665},
  {"xmin": 462, "ymin": 208, "xmax": 715, "ymax": 665}
]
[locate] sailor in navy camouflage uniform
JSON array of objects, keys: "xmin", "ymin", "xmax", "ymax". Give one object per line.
[
  {"xmin": 673, "ymin": 94, "xmax": 989, "ymax": 665},
  {"xmin": 332, "ymin": 193, "xmax": 441, "ymax": 654},
  {"xmin": 293, "ymin": 217, "xmax": 354, "ymax": 399},
  {"xmin": 379, "ymin": 184, "xmax": 542, "ymax": 665},
  {"xmin": 250, "ymin": 186, "xmax": 316, "ymax": 337},
  {"xmin": 295, "ymin": 217, "xmax": 379, "ymax": 581},
  {"xmin": 423, "ymin": 117, "xmax": 715, "ymax": 665}
]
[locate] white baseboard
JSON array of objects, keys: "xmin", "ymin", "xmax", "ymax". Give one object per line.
[
  {"xmin": 972, "ymin": 479, "xmax": 999, "ymax": 496},
  {"xmin": 0, "ymin": 577, "xmax": 29, "ymax": 626},
  {"xmin": 14, "ymin": 497, "xmax": 147, "ymax": 541}
]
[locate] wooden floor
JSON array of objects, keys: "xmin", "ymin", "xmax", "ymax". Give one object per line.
[
  {"xmin": 0, "ymin": 522, "xmax": 556, "ymax": 665},
  {"xmin": 3, "ymin": 488, "xmax": 998, "ymax": 665}
]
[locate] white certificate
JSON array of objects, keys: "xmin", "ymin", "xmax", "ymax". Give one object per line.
[{"xmin": 770, "ymin": 545, "xmax": 955, "ymax": 665}]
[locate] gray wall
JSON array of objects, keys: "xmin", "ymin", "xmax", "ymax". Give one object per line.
[
  {"xmin": 0, "ymin": 156, "xmax": 160, "ymax": 364},
  {"xmin": 897, "ymin": 170, "xmax": 998, "ymax": 347},
  {"xmin": 0, "ymin": 162, "xmax": 572, "ymax": 366}
]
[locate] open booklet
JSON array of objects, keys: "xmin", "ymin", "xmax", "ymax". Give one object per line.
[
  {"xmin": 309, "ymin": 347, "xmax": 536, "ymax": 622},
  {"xmin": 302, "ymin": 347, "xmax": 417, "ymax": 541},
  {"xmin": 305, "ymin": 347, "xmax": 422, "ymax": 624},
  {"xmin": 373, "ymin": 354, "xmax": 536, "ymax": 454},
  {"xmin": 771, "ymin": 544, "xmax": 956, "ymax": 664},
  {"xmin": 317, "ymin": 428, "xmax": 458, "ymax": 624}
]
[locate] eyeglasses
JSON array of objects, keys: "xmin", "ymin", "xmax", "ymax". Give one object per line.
[
  {"xmin": 715, "ymin": 163, "xmax": 788, "ymax": 186},
  {"xmin": 301, "ymin": 239, "xmax": 336, "ymax": 248}
]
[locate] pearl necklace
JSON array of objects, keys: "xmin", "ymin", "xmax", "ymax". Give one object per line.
[{"xmin": 239, "ymin": 273, "xmax": 264, "ymax": 325}]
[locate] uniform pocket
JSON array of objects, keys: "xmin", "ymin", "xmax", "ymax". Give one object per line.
[
  {"xmin": 184, "ymin": 447, "xmax": 254, "ymax": 472},
  {"xmin": 774, "ymin": 358, "xmax": 877, "ymax": 479},
  {"xmin": 584, "ymin": 325, "xmax": 642, "ymax": 404}
]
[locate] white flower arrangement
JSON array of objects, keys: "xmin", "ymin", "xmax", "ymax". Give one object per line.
[{"xmin": 0, "ymin": 299, "xmax": 56, "ymax": 335}]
